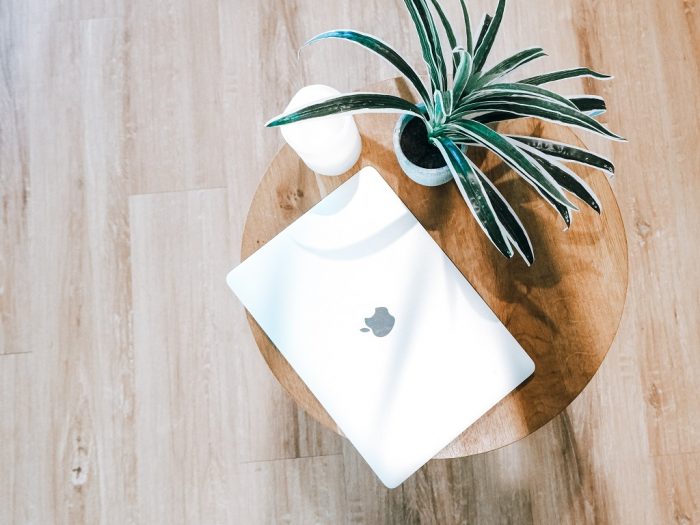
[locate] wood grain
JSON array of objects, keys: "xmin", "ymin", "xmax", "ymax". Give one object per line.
[
  {"xmin": 232, "ymin": 455, "xmax": 348, "ymax": 524},
  {"xmin": 2, "ymin": 0, "xmax": 699, "ymax": 523},
  {"xmin": 0, "ymin": 0, "xmax": 30, "ymax": 356},
  {"xmin": 240, "ymin": 77, "xmax": 629, "ymax": 458}
]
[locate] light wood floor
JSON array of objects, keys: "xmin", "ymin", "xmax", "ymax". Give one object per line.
[{"xmin": 1, "ymin": 0, "xmax": 699, "ymax": 523}]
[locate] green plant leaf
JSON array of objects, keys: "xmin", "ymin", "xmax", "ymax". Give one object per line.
[
  {"xmin": 452, "ymin": 48, "xmax": 473, "ymax": 103},
  {"xmin": 466, "ymin": 157, "xmax": 534, "ymax": 264},
  {"xmin": 457, "ymin": 95, "xmax": 624, "ymax": 140},
  {"xmin": 265, "ymin": 93, "xmax": 423, "ymax": 127},
  {"xmin": 432, "ymin": 137, "xmax": 514, "ymax": 258},
  {"xmin": 463, "ymin": 82, "xmax": 577, "ymax": 109},
  {"xmin": 570, "ymin": 95, "xmax": 607, "ymax": 116},
  {"xmin": 515, "ymin": 142, "xmax": 602, "ymax": 213},
  {"xmin": 472, "ymin": 110, "xmax": 520, "ymax": 124},
  {"xmin": 470, "ymin": 98, "xmax": 609, "ymax": 123},
  {"xmin": 474, "ymin": 47, "xmax": 547, "ymax": 88},
  {"xmin": 444, "ymin": 119, "xmax": 577, "ymax": 210},
  {"xmin": 507, "ymin": 135, "xmax": 615, "ymax": 174},
  {"xmin": 402, "ymin": 0, "xmax": 444, "ymax": 93},
  {"xmin": 304, "ymin": 30, "xmax": 431, "ymax": 106},
  {"xmin": 521, "ymin": 67, "xmax": 611, "ymax": 85},
  {"xmin": 473, "ymin": 0, "xmax": 506, "ymax": 71},
  {"xmin": 474, "ymin": 14, "xmax": 493, "ymax": 52},
  {"xmin": 540, "ymin": 189, "xmax": 573, "ymax": 228},
  {"xmin": 415, "ymin": 0, "xmax": 448, "ymax": 89},
  {"xmin": 428, "ymin": 0, "xmax": 457, "ymax": 68},
  {"xmin": 442, "ymin": 90, "xmax": 453, "ymax": 115},
  {"xmin": 518, "ymin": 147, "xmax": 577, "ymax": 228},
  {"xmin": 458, "ymin": 0, "xmax": 473, "ymax": 53},
  {"xmin": 433, "ymin": 90, "xmax": 447, "ymax": 125}
]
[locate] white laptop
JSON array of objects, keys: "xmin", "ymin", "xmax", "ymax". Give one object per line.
[{"xmin": 227, "ymin": 167, "xmax": 535, "ymax": 488}]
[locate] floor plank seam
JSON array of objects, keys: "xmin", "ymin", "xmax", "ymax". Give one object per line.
[
  {"xmin": 0, "ymin": 351, "xmax": 32, "ymax": 358},
  {"xmin": 128, "ymin": 186, "xmax": 228, "ymax": 198},
  {"xmin": 237, "ymin": 452, "xmax": 344, "ymax": 466},
  {"xmin": 650, "ymin": 450, "xmax": 700, "ymax": 458}
]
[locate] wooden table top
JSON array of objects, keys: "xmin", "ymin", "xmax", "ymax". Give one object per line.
[{"xmin": 241, "ymin": 77, "xmax": 628, "ymax": 459}]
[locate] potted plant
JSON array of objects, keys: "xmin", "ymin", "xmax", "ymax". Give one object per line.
[{"xmin": 266, "ymin": 0, "xmax": 623, "ymax": 265}]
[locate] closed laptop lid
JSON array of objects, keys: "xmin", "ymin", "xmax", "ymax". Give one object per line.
[{"xmin": 228, "ymin": 167, "xmax": 535, "ymax": 488}]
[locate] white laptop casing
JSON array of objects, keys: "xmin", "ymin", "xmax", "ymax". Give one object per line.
[{"xmin": 227, "ymin": 167, "xmax": 535, "ymax": 488}]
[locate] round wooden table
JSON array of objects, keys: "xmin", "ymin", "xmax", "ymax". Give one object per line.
[{"xmin": 241, "ymin": 78, "xmax": 628, "ymax": 458}]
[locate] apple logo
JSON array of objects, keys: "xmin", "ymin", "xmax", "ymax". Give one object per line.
[{"xmin": 360, "ymin": 307, "xmax": 395, "ymax": 337}]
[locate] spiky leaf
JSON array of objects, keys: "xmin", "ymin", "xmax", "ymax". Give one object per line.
[
  {"xmin": 458, "ymin": 0, "xmax": 473, "ymax": 53},
  {"xmin": 463, "ymin": 82, "xmax": 577, "ymax": 109},
  {"xmin": 458, "ymin": 95, "xmax": 624, "ymax": 140},
  {"xmin": 402, "ymin": 0, "xmax": 441, "ymax": 93},
  {"xmin": 474, "ymin": 14, "xmax": 493, "ymax": 55},
  {"xmin": 428, "ymin": 0, "xmax": 457, "ymax": 63},
  {"xmin": 433, "ymin": 91, "xmax": 447, "ymax": 125},
  {"xmin": 445, "ymin": 119, "xmax": 577, "ymax": 209},
  {"xmin": 570, "ymin": 95, "xmax": 607, "ymax": 116},
  {"xmin": 474, "ymin": 47, "xmax": 547, "ymax": 88},
  {"xmin": 522, "ymin": 67, "xmax": 611, "ymax": 85},
  {"xmin": 515, "ymin": 142, "xmax": 602, "ymax": 212},
  {"xmin": 416, "ymin": 0, "xmax": 448, "ymax": 88},
  {"xmin": 473, "ymin": 110, "xmax": 522, "ymax": 125},
  {"xmin": 467, "ymin": 158, "xmax": 534, "ymax": 264},
  {"xmin": 304, "ymin": 30, "xmax": 430, "ymax": 106},
  {"xmin": 403, "ymin": 0, "xmax": 447, "ymax": 92},
  {"xmin": 473, "ymin": 96, "xmax": 609, "ymax": 123},
  {"xmin": 473, "ymin": 0, "xmax": 506, "ymax": 71},
  {"xmin": 507, "ymin": 135, "xmax": 615, "ymax": 174},
  {"xmin": 432, "ymin": 137, "xmax": 514, "ymax": 258},
  {"xmin": 265, "ymin": 93, "xmax": 423, "ymax": 127},
  {"xmin": 442, "ymin": 90, "xmax": 453, "ymax": 115},
  {"xmin": 452, "ymin": 48, "xmax": 473, "ymax": 103},
  {"xmin": 540, "ymin": 190, "xmax": 572, "ymax": 228}
]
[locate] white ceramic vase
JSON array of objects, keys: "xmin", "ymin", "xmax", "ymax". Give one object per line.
[{"xmin": 280, "ymin": 85, "xmax": 362, "ymax": 176}]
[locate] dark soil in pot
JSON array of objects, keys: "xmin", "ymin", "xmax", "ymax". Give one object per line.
[{"xmin": 399, "ymin": 117, "xmax": 447, "ymax": 170}]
